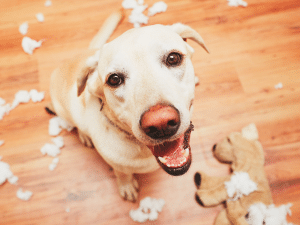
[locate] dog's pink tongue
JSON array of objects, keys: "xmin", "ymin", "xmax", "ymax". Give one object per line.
[{"xmin": 149, "ymin": 134, "xmax": 186, "ymax": 166}]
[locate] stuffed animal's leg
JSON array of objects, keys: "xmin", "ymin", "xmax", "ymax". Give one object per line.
[
  {"xmin": 195, "ymin": 172, "xmax": 230, "ymax": 207},
  {"xmin": 114, "ymin": 169, "xmax": 139, "ymax": 202},
  {"xmin": 214, "ymin": 209, "xmax": 231, "ymax": 225},
  {"xmin": 226, "ymin": 200, "xmax": 249, "ymax": 225}
]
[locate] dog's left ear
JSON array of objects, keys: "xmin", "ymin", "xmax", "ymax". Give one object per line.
[
  {"xmin": 77, "ymin": 50, "xmax": 103, "ymax": 97},
  {"xmin": 169, "ymin": 23, "xmax": 210, "ymax": 53}
]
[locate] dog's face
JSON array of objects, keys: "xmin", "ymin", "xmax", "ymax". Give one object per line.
[{"xmin": 84, "ymin": 24, "xmax": 208, "ymax": 176}]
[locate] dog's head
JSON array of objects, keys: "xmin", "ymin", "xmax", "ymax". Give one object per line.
[{"xmin": 78, "ymin": 23, "xmax": 209, "ymax": 176}]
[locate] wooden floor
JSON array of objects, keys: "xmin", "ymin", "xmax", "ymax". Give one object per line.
[{"xmin": 1, "ymin": 0, "xmax": 300, "ymax": 224}]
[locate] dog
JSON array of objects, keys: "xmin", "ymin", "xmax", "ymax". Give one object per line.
[{"xmin": 47, "ymin": 11, "xmax": 209, "ymax": 202}]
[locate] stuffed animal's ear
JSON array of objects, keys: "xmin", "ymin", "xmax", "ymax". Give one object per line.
[
  {"xmin": 169, "ymin": 23, "xmax": 210, "ymax": 53},
  {"xmin": 77, "ymin": 50, "xmax": 102, "ymax": 97}
]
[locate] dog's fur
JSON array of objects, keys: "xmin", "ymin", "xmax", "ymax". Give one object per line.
[{"xmin": 48, "ymin": 11, "xmax": 209, "ymax": 201}]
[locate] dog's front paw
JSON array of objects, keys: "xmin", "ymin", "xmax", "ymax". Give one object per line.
[
  {"xmin": 78, "ymin": 130, "xmax": 94, "ymax": 148},
  {"xmin": 118, "ymin": 177, "xmax": 139, "ymax": 202},
  {"xmin": 115, "ymin": 171, "xmax": 139, "ymax": 202}
]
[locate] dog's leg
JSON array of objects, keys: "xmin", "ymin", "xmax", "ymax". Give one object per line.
[
  {"xmin": 78, "ymin": 130, "xmax": 94, "ymax": 148},
  {"xmin": 114, "ymin": 170, "xmax": 139, "ymax": 202}
]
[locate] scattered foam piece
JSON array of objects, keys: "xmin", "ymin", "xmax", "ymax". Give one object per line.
[
  {"xmin": 225, "ymin": 172, "xmax": 257, "ymax": 201},
  {"xmin": 19, "ymin": 22, "xmax": 29, "ymax": 35},
  {"xmin": 148, "ymin": 1, "xmax": 167, "ymax": 16},
  {"xmin": 241, "ymin": 123, "xmax": 259, "ymax": 141},
  {"xmin": 0, "ymin": 103, "xmax": 11, "ymax": 120},
  {"xmin": 41, "ymin": 136, "xmax": 64, "ymax": 158},
  {"xmin": 129, "ymin": 4, "xmax": 149, "ymax": 28},
  {"xmin": 11, "ymin": 90, "xmax": 31, "ymax": 110},
  {"xmin": 0, "ymin": 89, "xmax": 45, "ymax": 120},
  {"xmin": 44, "ymin": 0, "xmax": 52, "ymax": 7},
  {"xmin": 16, "ymin": 188, "xmax": 33, "ymax": 201},
  {"xmin": 29, "ymin": 89, "xmax": 45, "ymax": 102},
  {"xmin": 52, "ymin": 136, "xmax": 64, "ymax": 148},
  {"xmin": 8, "ymin": 175, "xmax": 19, "ymax": 185},
  {"xmin": 129, "ymin": 197, "xmax": 165, "ymax": 222},
  {"xmin": 49, "ymin": 157, "xmax": 59, "ymax": 171},
  {"xmin": 275, "ymin": 82, "xmax": 283, "ymax": 89},
  {"xmin": 122, "ymin": 0, "xmax": 139, "ymax": 9},
  {"xmin": 22, "ymin": 37, "xmax": 42, "ymax": 55},
  {"xmin": 0, "ymin": 98, "xmax": 5, "ymax": 106},
  {"xmin": 0, "ymin": 140, "xmax": 4, "ymax": 147},
  {"xmin": 247, "ymin": 203, "xmax": 294, "ymax": 225},
  {"xmin": 36, "ymin": 13, "xmax": 45, "ymax": 22},
  {"xmin": 0, "ymin": 160, "xmax": 18, "ymax": 185},
  {"xmin": 49, "ymin": 116, "xmax": 74, "ymax": 136},
  {"xmin": 227, "ymin": 0, "xmax": 248, "ymax": 7},
  {"xmin": 66, "ymin": 207, "xmax": 70, "ymax": 213},
  {"xmin": 41, "ymin": 143, "xmax": 61, "ymax": 157}
]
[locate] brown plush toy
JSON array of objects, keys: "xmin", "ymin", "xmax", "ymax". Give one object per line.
[{"xmin": 194, "ymin": 124, "xmax": 273, "ymax": 225}]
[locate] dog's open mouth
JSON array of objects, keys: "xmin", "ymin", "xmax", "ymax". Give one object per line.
[{"xmin": 148, "ymin": 122, "xmax": 194, "ymax": 176}]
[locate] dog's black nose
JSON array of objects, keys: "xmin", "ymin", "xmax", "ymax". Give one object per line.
[{"xmin": 140, "ymin": 104, "xmax": 180, "ymax": 140}]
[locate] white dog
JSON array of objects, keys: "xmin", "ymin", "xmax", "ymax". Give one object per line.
[{"xmin": 47, "ymin": 11, "xmax": 209, "ymax": 201}]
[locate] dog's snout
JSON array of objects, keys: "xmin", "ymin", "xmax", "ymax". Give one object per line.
[{"xmin": 140, "ymin": 104, "xmax": 180, "ymax": 140}]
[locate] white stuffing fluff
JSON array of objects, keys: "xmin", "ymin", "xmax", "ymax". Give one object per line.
[
  {"xmin": 8, "ymin": 175, "xmax": 19, "ymax": 185},
  {"xmin": 40, "ymin": 143, "xmax": 61, "ymax": 157},
  {"xmin": 16, "ymin": 188, "xmax": 33, "ymax": 201},
  {"xmin": 49, "ymin": 157, "xmax": 59, "ymax": 171},
  {"xmin": 44, "ymin": 0, "xmax": 52, "ymax": 7},
  {"xmin": 22, "ymin": 37, "xmax": 42, "ymax": 55},
  {"xmin": 225, "ymin": 172, "xmax": 257, "ymax": 201},
  {"xmin": 41, "ymin": 137, "xmax": 63, "ymax": 169},
  {"xmin": 0, "ymin": 140, "xmax": 4, "ymax": 147},
  {"xmin": 246, "ymin": 203, "xmax": 294, "ymax": 225},
  {"xmin": 129, "ymin": 197, "xmax": 165, "ymax": 223},
  {"xmin": 148, "ymin": 1, "xmax": 168, "ymax": 16},
  {"xmin": 11, "ymin": 90, "xmax": 31, "ymax": 110},
  {"xmin": 129, "ymin": 4, "xmax": 149, "ymax": 28},
  {"xmin": 0, "ymin": 103, "xmax": 11, "ymax": 120},
  {"xmin": 0, "ymin": 159, "xmax": 18, "ymax": 185},
  {"xmin": 227, "ymin": 0, "xmax": 248, "ymax": 7},
  {"xmin": 242, "ymin": 123, "xmax": 259, "ymax": 141},
  {"xmin": 123, "ymin": 0, "xmax": 168, "ymax": 28},
  {"xmin": 29, "ymin": 89, "xmax": 45, "ymax": 102},
  {"xmin": 19, "ymin": 22, "xmax": 29, "ymax": 35},
  {"xmin": 0, "ymin": 90, "xmax": 45, "ymax": 121},
  {"xmin": 51, "ymin": 136, "xmax": 64, "ymax": 148},
  {"xmin": 0, "ymin": 97, "xmax": 5, "ymax": 106},
  {"xmin": 48, "ymin": 116, "xmax": 74, "ymax": 136},
  {"xmin": 122, "ymin": 0, "xmax": 139, "ymax": 9},
  {"xmin": 41, "ymin": 136, "xmax": 64, "ymax": 157},
  {"xmin": 275, "ymin": 82, "xmax": 283, "ymax": 89},
  {"xmin": 36, "ymin": 13, "xmax": 45, "ymax": 22}
]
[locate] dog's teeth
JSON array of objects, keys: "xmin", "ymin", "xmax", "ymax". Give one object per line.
[
  {"xmin": 184, "ymin": 148, "xmax": 189, "ymax": 157},
  {"xmin": 158, "ymin": 156, "xmax": 167, "ymax": 164}
]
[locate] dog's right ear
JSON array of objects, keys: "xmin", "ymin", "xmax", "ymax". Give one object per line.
[
  {"xmin": 77, "ymin": 50, "xmax": 101, "ymax": 97},
  {"xmin": 168, "ymin": 23, "xmax": 210, "ymax": 54}
]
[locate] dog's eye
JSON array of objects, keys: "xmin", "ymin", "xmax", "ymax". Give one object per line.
[
  {"xmin": 166, "ymin": 52, "xmax": 182, "ymax": 67},
  {"xmin": 107, "ymin": 74, "xmax": 124, "ymax": 87}
]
